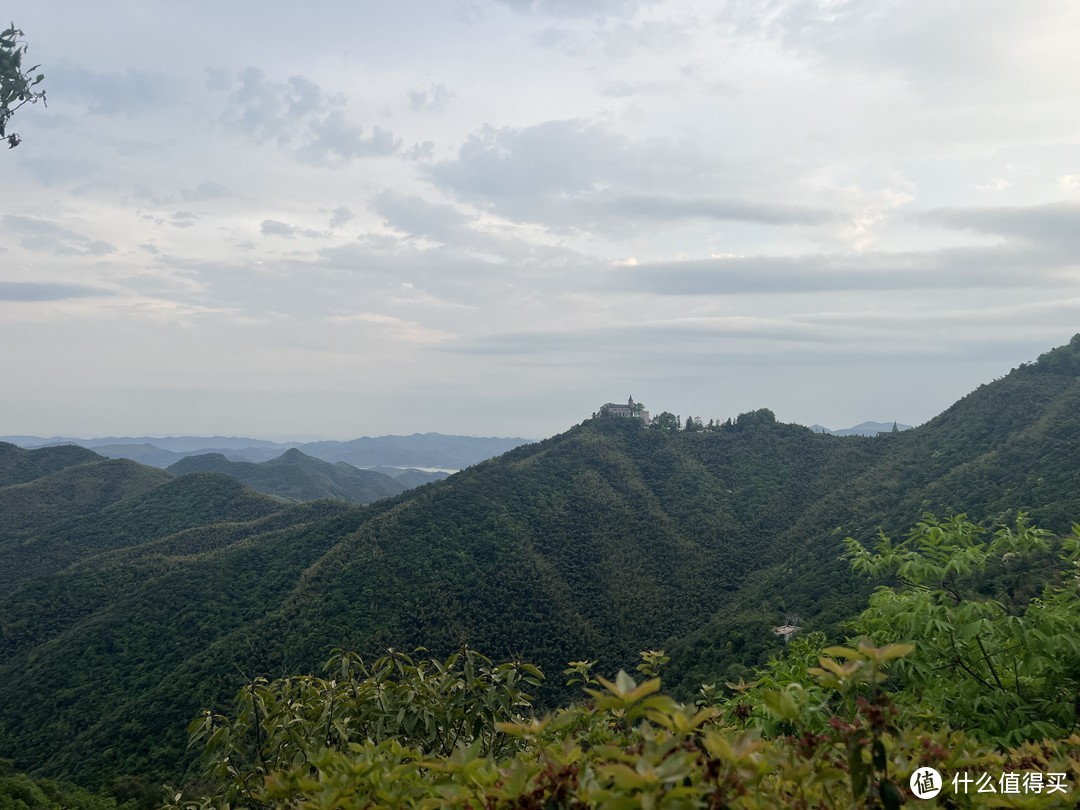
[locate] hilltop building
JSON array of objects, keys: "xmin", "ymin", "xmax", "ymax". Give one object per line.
[{"xmin": 599, "ymin": 396, "xmax": 649, "ymax": 423}]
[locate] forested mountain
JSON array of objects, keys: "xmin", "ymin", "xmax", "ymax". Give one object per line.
[
  {"xmin": 0, "ymin": 441, "xmax": 102, "ymax": 485},
  {"xmin": 378, "ymin": 467, "xmax": 452, "ymax": 487},
  {"xmin": 167, "ymin": 449, "xmax": 411, "ymax": 504},
  {"xmin": 1, "ymin": 335, "xmax": 1078, "ymax": 792}
]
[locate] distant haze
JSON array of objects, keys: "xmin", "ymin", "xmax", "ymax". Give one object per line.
[
  {"xmin": 0, "ymin": 433, "xmax": 532, "ymax": 470},
  {"xmin": 810, "ymin": 421, "xmax": 913, "ymax": 437},
  {"xmin": 3, "ymin": 1, "xmax": 1079, "ymax": 437}
]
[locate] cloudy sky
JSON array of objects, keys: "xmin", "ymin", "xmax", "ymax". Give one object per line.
[{"xmin": 3, "ymin": 0, "xmax": 1079, "ymax": 440}]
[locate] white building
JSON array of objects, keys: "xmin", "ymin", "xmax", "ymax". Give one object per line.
[{"xmin": 599, "ymin": 396, "xmax": 649, "ymax": 423}]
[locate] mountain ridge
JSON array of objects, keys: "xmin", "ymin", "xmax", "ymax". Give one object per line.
[
  {"xmin": 809, "ymin": 420, "xmax": 912, "ymax": 436},
  {"xmin": 1, "ymin": 335, "xmax": 1078, "ymax": 787},
  {"xmin": 167, "ymin": 449, "xmax": 413, "ymax": 504},
  {"xmin": 0, "ymin": 432, "xmax": 533, "ymax": 470}
]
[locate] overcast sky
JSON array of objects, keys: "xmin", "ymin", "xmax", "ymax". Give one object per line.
[{"xmin": 3, "ymin": 0, "xmax": 1079, "ymax": 440}]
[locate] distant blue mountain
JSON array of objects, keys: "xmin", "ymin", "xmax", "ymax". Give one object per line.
[
  {"xmin": 0, "ymin": 433, "xmax": 532, "ymax": 470},
  {"xmin": 809, "ymin": 421, "xmax": 912, "ymax": 437}
]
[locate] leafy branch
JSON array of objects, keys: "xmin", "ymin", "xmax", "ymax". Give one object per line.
[{"xmin": 1, "ymin": 23, "xmax": 47, "ymax": 148}]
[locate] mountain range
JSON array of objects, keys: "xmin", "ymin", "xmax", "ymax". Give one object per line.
[
  {"xmin": 0, "ymin": 432, "xmax": 532, "ymax": 470},
  {"xmin": 0, "ymin": 334, "xmax": 1078, "ymax": 790},
  {"xmin": 808, "ymin": 420, "xmax": 913, "ymax": 436},
  {"xmin": 166, "ymin": 449, "xmax": 448, "ymax": 504}
]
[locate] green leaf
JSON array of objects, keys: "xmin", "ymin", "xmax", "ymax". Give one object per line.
[
  {"xmin": 848, "ymin": 738, "xmax": 868, "ymax": 798},
  {"xmin": 761, "ymin": 688, "xmax": 800, "ymax": 721},
  {"xmin": 880, "ymin": 779, "xmax": 902, "ymax": 810},
  {"xmin": 876, "ymin": 643, "xmax": 914, "ymax": 661}
]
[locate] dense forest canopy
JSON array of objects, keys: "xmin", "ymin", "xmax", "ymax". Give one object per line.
[{"xmin": 0, "ymin": 334, "xmax": 1079, "ymax": 806}]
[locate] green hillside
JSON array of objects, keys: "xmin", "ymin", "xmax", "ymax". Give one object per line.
[
  {"xmin": 0, "ymin": 463, "xmax": 285, "ymax": 600},
  {"xmin": 168, "ymin": 448, "xmax": 408, "ymax": 504},
  {"xmin": 0, "ymin": 441, "xmax": 102, "ymax": 486},
  {"xmin": 0, "ymin": 457, "xmax": 170, "ymax": 537},
  {"xmin": 1, "ymin": 336, "xmax": 1078, "ymax": 790},
  {"xmin": 665, "ymin": 338, "xmax": 1080, "ymax": 687},
  {"xmin": 0, "ymin": 502, "xmax": 359, "ymax": 784}
]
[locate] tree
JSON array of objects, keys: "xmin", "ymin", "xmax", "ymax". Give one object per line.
[
  {"xmin": 650, "ymin": 411, "xmax": 680, "ymax": 433},
  {"xmin": 844, "ymin": 514, "xmax": 1080, "ymax": 745},
  {"xmin": 1, "ymin": 23, "xmax": 46, "ymax": 149},
  {"xmin": 185, "ymin": 647, "xmax": 543, "ymax": 808},
  {"xmin": 735, "ymin": 408, "xmax": 776, "ymax": 430},
  {"xmin": 175, "ymin": 631, "xmax": 1080, "ymax": 809}
]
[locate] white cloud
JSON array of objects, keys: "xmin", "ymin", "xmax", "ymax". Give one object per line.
[
  {"xmin": 370, "ymin": 191, "xmax": 474, "ymax": 241},
  {"xmin": 214, "ymin": 67, "xmax": 401, "ymax": 165},
  {"xmin": 918, "ymin": 201, "xmax": 1080, "ymax": 247},
  {"xmin": 408, "ymin": 82, "xmax": 452, "ymax": 112},
  {"xmin": 0, "ymin": 281, "xmax": 112, "ymax": 301},
  {"xmin": 328, "ymin": 206, "xmax": 354, "ymax": 228},
  {"xmin": 328, "ymin": 312, "xmax": 455, "ymax": 345},
  {"xmin": 259, "ymin": 219, "xmax": 324, "ymax": 239},
  {"xmin": 1059, "ymin": 175, "xmax": 1080, "ymax": 192},
  {"xmin": 3, "ymin": 215, "xmax": 115, "ymax": 256},
  {"xmin": 3, "ymin": 0, "xmax": 1079, "ymax": 437}
]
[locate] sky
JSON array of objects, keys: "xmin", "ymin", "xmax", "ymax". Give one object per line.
[{"xmin": 3, "ymin": 0, "xmax": 1079, "ymax": 440}]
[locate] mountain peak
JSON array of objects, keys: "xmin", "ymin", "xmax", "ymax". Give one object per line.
[{"xmin": 274, "ymin": 447, "xmax": 310, "ymax": 464}]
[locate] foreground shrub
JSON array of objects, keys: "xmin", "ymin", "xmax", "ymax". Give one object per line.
[
  {"xmin": 845, "ymin": 514, "xmax": 1080, "ymax": 745},
  {"xmin": 168, "ymin": 641, "xmax": 1080, "ymax": 808}
]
